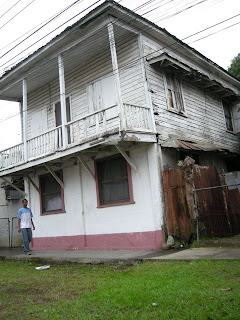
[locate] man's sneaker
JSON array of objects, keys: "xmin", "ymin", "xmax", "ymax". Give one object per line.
[{"xmin": 26, "ymin": 252, "xmax": 31, "ymax": 255}]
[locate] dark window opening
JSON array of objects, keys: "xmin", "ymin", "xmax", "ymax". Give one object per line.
[
  {"xmin": 178, "ymin": 151, "xmax": 199, "ymax": 165},
  {"xmin": 223, "ymin": 102, "xmax": 233, "ymax": 131},
  {"xmin": 165, "ymin": 72, "xmax": 185, "ymax": 113},
  {"xmin": 55, "ymin": 97, "xmax": 71, "ymax": 144},
  {"xmin": 95, "ymin": 154, "xmax": 134, "ymax": 207},
  {"xmin": 226, "ymin": 157, "xmax": 240, "ymax": 172},
  {"xmin": 39, "ymin": 170, "xmax": 64, "ymax": 214}
]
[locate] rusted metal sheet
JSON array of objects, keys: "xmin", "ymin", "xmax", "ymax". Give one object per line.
[
  {"xmin": 194, "ymin": 167, "xmax": 240, "ymax": 238},
  {"xmin": 163, "ymin": 168, "xmax": 194, "ymax": 242},
  {"xmin": 161, "ymin": 138, "xmax": 228, "ymax": 152},
  {"xmin": 221, "ymin": 172, "xmax": 240, "ymax": 236},
  {"xmin": 164, "ymin": 165, "xmax": 240, "ymax": 240}
]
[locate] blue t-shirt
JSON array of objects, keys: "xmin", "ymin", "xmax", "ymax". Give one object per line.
[{"xmin": 17, "ymin": 208, "xmax": 33, "ymax": 228}]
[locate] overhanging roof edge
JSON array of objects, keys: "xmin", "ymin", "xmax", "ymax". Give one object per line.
[{"xmin": 0, "ymin": 0, "xmax": 239, "ymax": 90}]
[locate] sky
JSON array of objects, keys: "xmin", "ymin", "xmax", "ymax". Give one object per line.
[{"xmin": 0, "ymin": 0, "xmax": 239, "ymax": 150}]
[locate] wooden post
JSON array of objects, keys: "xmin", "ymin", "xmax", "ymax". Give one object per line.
[
  {"xmin": 138, "ymin": 34, "xmax": 156, "ymax": 133},
  {"xmin": 22, "ymin": 79, "xmax": 28, "ymax": 162},
  {"xmin": 58, "ymin": 54, "xmax": 67, "ymax": 148},
  {"xmin": 107, "ymin": 22, "xmax": 126, "ymax": 132}
]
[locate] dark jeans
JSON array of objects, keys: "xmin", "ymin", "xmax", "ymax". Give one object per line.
[{"xmin": 21, "ymin": 228, "xmax": 32, "ymax": 252}]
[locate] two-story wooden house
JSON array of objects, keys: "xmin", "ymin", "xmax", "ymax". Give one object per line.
[{"xmin": 0, "ymin": 0, "xmax": 239, "ymax": 250}]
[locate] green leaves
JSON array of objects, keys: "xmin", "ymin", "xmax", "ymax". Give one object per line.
[{"xmin": 228, "ymin": 53, "xmax": 240, "ymax": 80}]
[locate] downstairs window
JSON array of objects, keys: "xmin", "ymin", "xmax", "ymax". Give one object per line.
[
  {"xmin": 95, "ymin": 154, "xmax": 134, "ymax": 207},
  {"xmin": 39, "ymin": 170, "xmax": 65, "ymax": 215}
]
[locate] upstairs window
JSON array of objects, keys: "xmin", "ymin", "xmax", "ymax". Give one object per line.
[
  {"xmin": 223, "ymin": 102, "xmax": 233, "ymax": 132},
  {"xmin": 87, "ymin": 75, "xmax": 117, "ymax": 123},
  {"xmin": 95, "ymin": 154, "xmax": 134, "ymax": 207},
  {"xmin": 39, "ymin": 170, "xmax": 65, "ymax": 215},
  {"xmin": 164, "ymin": 71, "xmax": 186, "ymax": 114},
  {"xmin": 87, "ymin": 75, "xmax": 116, "ymax": 113},
  {"xmin": 54, "ymin": 97, "xmax": 72, "ymax": 144}
]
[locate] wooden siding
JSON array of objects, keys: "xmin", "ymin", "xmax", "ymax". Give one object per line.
[
  {"xmin": 26, "ymin": 37, "xmax": 146, "ymax": 139},
  {"xmin": 143, "ymin": 39, "xmax": 239, "ymax": 152},
  {"xmin": 118, "ymin": 39, "xmax": 147, "ymax": 107}
]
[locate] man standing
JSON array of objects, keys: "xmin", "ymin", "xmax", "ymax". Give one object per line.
[{"xmin": 17, "ymin": 199, "xmax": 35, "ymax": 255}]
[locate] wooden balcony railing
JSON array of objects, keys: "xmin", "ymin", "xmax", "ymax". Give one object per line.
[
  {"xmin": 0, "ymin": 104, "xmax": 153, "ymax": 171},
  {"xmin": 0, "ymin": 143, "xmax": 24, "ymax": 169}
]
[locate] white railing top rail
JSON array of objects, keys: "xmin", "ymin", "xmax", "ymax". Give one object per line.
[
  {"xmin": 123, "ymin": 103, "xmax": 150, "ymax": 110},
  {"xmin": 27, "ymin": 125, "xmax": 62, "ymax": 141},
  {"xmin": 0, "ymin": 142, "xmax": 24, "ymax": 153},
  {"xmin": 0, "ymin": 103, "xmax": 153, "ymax": 168},
  {"xmin": 66, "ymin": 104, "xmax": 118, "ymax": 127}
]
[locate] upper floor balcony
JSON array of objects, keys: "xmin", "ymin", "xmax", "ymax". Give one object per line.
[
  {"xmin": 0, "ymin": 11, "xmax": 158, "ymax": 177},
  {"xmin": 0, "ymin": 102, "xmax": 156, "ymax": 176}
]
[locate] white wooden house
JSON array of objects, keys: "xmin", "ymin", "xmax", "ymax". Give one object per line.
[{"xmin": 0, "ymin": 0, "xmax": 239, "ymax": 250}]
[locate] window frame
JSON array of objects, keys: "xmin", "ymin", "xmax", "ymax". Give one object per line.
[
  {"xmin": 39, "ymin": 170, "xmax": 65, "ymax": 215},
  {"xmin": 163, "ymin": 71, "xmax": 187, "ymax": 115},
  {"xmin": 53, "ymin": 95, "xmax": 72, "ymax": 126},
  {"xmin": 95, "ymin": 154, "xmax": 134, "ymax": 208},
  {"xmin": 53, "ymin": 96, "xmax": 72, "ymax": 144},
  {"xmin": 222, "ymin": 101, "xmax": 234, "ymax": 133}
]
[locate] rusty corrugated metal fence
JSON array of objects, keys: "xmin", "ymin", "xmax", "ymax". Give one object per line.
[{"xmin": 163, "ymin": 165, "xmax": 240, "ymax": 241}]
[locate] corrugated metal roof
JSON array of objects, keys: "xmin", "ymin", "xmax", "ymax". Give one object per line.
[{"xmin": 160, "ymin": 138, "xmax": 234, "ymax": 153}]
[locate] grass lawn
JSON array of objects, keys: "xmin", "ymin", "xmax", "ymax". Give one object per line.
[{"xmin": 0, "ymin": 260, "xmax": 239, "ymax": 320}]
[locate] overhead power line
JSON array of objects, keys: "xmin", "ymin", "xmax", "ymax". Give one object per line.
[
  {"xmin": 0, "ymin": 10, "xmax": 239, "ymax": 125},
  {"xmin": 0, "ymin": 0, "xmax": 215, "ymax": 73},
  {"xmin": 188, "ymin": 20, "xmax": 240, "ymax": 44},
  {"xmin": 0, "ymin": 0, "xmax": 85, "ymax": 59},
  {"xmin": 0, "ymin": 0, "xmax": 103, "ymax": 70},
  {"xmin": 0, "ymin": 0, "xmax": 237, "ymax": 80},
  {"xmin": 0, "ymin": 0, "xmax": 21, "ymax": 20},
  {"xmin": 0, "ymin": 0, "xmax": 37, "ymax": 31},
  {"xmin": 0, "ymin": 0, "xmax": 237, "ymax": 107}
]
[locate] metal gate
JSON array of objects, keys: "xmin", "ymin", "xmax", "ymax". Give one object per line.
[
  {"xmin": 194, "ymin": 167, "xmax": 240, "ymax": 238},
  {"xmin": 0, "ymin": 218, "xmax": 10, "ymax": 247},
  {"xmin": 163, "ymin": 165, "xmax": 240, "ymax": 240}
]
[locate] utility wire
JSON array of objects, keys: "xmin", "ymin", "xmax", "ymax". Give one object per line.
[
  {"xmin": 0, "ymin": 0, "xmax": 237, "ymax": 116},
  {"xmin": 0, "ymin": 0, "xmax": 237, "ymax": 82},
  {"xmin": 0, "ymin": 0, "xmax": 37, "ymax": 31},
  {"xmin": 0, "ymin": 0, "xmax": 103, "ymax": 69},
  {"xmin": 0, "ymin": 0, "xmax": 195, "ymax": 67},
  {"xmin": 2, "ymin": 0, "xmax": 233, "ymax": 76},
  {"xmin": 0, "ymin": 0, "xmax": 21, "ymax": 20},
  {"xmin": 0, "ymin": 0, "xmax": 85, "ymax": 59},
  {"xmin": 188, "ymin": 20, "xmax": 240, "ymax": 43},
  {"xmin": 0, "ymin": 0, "xmax": 213, "ymax": 72},
  {"xmin": 0, "ymin": 11, "xmax": 238, "ymax": 125}
]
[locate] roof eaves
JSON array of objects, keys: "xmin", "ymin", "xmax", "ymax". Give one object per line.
[{"xmin": 1, "ymin": 0, "xmax": 239, "ymax": 88}]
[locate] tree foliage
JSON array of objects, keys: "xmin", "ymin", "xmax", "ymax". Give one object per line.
[{"xmin": 228, "ymin": 53, "xmax": 240, "ymax": 80}]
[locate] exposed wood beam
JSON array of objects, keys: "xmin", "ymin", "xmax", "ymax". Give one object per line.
[
  {"xmin": 0, "ymin": 177, "xmax": 26, "ymax": 197},
  {"xmin": 115, "ymin": 146, "xmax": 137, "ymax": 172},
  {"xmin": 45, "ymin": 165, "xmax": 64, "ymax": 188},
  {"xmin": 25, "ymin": 174, "xmax": 39, "ymax": 194},
  {"xmin": 77, "ymin": 156, "xmax": 95, "ymax": 179}
]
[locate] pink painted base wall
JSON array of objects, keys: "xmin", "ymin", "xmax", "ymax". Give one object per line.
[{"xmin": 31, "ymin": 230, "xmax": 164, "ymax": 250}]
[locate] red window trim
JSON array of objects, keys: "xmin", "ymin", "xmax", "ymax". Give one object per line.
[
  {"xmin": 95, "ymin": 154, "xmax": 134, "ymax": 208},
  {"xmin": 39, "ymin": 170, "xmax": 65, "ymax": 216}
]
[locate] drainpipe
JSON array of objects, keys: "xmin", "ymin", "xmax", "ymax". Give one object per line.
[{"xmin": 22, "ymin": 79, "xmax": 28, "ymax": 162}]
